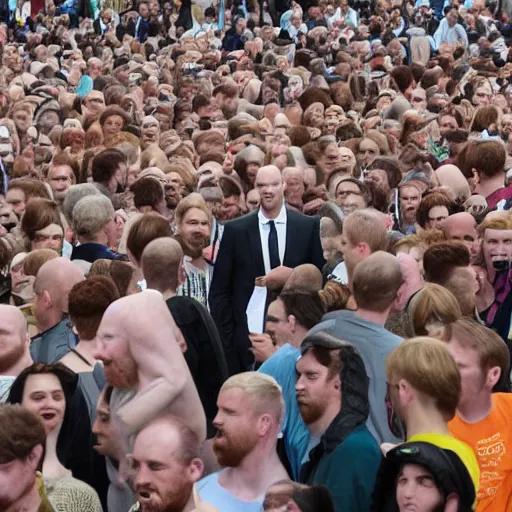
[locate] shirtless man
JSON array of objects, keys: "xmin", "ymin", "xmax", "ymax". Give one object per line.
[{"xmin": 93, "ymin": 290, "xmax": 206, "ymax": 442}]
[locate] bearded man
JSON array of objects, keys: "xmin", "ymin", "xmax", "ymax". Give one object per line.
[
  {"xmin": 197, "ymin": 372, "xmax": 288, "ymax": 512},
  {"xmin": 174, "ymin": 193, "xmax": 213, "ymax": 308}
]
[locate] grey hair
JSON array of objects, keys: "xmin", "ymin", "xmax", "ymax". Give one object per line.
[
  {"xmin": 72, "ymin": 194, "xmax": 115, "ymax": 240},
  {"xmin": 62, "ymin": 184, "xmax": 101, "ymax": 225}
]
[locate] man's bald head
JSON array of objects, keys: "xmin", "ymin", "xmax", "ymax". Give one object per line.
[
  {"xmin": 353, "ymin": 251, "xmax": 403, "ymax": 312},
  {"xmin": 34, "ymin": 258, "xmax": 85, "ymax": 313},
  {"xmin": 0, "ymin": 305, "xmax": 27, "ymax": 339},
  {"xmin": 442, "ymin": 212, "xmax": 477, "ymax": 240},
  {"xmin": 256, "ymin": 165, "xmax": 283, "ymax": 184},
  {"xmin": 284, "ymin": 264, "xmax": 323, "ymax": 292},
  {"xmin": 394, "ymin": 252, "xmax": 423, "ymax": 312},
  {"xmin": 141, "ymin": 237, "xmax": 184, "ymax": 293}
]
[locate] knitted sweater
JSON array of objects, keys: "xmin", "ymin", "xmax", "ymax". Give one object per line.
[{"xmin": 45, "ymin": 476, "xmax": 103, "ymax": 512}]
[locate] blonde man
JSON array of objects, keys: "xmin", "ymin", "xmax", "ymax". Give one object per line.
[
  {"xmin": 386, "ymin": 337, "xmax": 480, "ymax": 496},
  {"xmin": 197, "ymin": 372, "xmax": 288, "ymax": 512},
  {"xmin": 445, "ymin": 318, "xmax": 512, "ymax": 511}
]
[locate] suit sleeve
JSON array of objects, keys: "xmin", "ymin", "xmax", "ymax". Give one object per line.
[
  {"xmin": 309, "ymin": 216, "xmax": 326, "ymax": 271},
  {"xmin": 209, "ymin": 223, "xmax": 237, "ymax": 350}
]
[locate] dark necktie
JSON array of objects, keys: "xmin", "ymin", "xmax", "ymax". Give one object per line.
[{"xmin": 268, "ymin": 220, "xmax": 280, "ymax": 269}]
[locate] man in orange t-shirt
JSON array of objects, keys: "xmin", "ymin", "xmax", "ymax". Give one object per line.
[{"xmin": 446, "ymin": 318, "xmax": 512, "ymax": 512}]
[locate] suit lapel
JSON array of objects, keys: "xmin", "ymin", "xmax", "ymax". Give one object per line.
[{"xmin": 247, "ymin": 213, "xmax": 265, "ymax": 277}]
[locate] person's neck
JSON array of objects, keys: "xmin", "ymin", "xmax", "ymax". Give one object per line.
[
  {"xmin": 181, "ymin": 492, "xmax": 196, "ymax": 512},
  {"xmin": 355, "ymin": 307, "xmax": 390, "ymax": 326},
  {"xmin": 74, "ymin": 340, "xmax": 98, "ymax": 365},
  {"xmin": 37, "ymin": 310, "xmax": 63, "ymax": 333},
  {"xmin": 261, "ymin": 200, "xmax": 284, "ymax": 220},
  {"xmin": 106, "ymin": 177, "xmax": 117, "ymax": 195},
  {"xmin": 43, "ymin": 427, "xmax": 69, "ymax": 479},
  {"xmin": 188, "ymin": 255, "xmax": 207, "ymax": 269},
  {"xmin": 0, "ymin": 351, "xmax": 33, "ymax": 377},
  {"xmin": 477, "ymin": 175, "xmax": 506, "ymax": 199},
  {"xmin": 222, "ymin": 443, "xmax": 284, "ymax": 497},
  {"xmin": 78, "ymin": 234, "xmax": 107, "ymax": 246},
  {"xmin": 5, "ymin": 482, "xmax": 41, "ymax": 512},
  {"xmin": 138, "ymin": 205, "xmax": 155, "ymax": 214},
  {"xmin": 405, "ymin": 404, "xmax": 449, "ymax": 439},
  {"xmin": 159, "ymin": 288, "xmax": 176, "ymax": 301},
  {"xmin": 307, "ymin": 403, "xmax": 340, "ymax": 438},
  {"xmin": 457, "ymin": 392, "xmax": 493, "ymax": 423},
  {"xmin": 290, "ymin": 327, "xmax": 308, "ymax": 349}
]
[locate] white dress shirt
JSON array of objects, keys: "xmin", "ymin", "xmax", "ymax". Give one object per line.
[{"xmin": 258, "ymin": 203, "xmax": 287, "ymax": 275}]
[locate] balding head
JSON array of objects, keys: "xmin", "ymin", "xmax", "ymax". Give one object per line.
[
  {"xmin": 353, "ymin": 251, "xmax": 403, "ymax": 312},
  {"xmin": 435, "ymin": 164, "xmax": 471, "ymax": 203},
  {"xmin": 284, "ymin": 264, "xmax": 323, "ymax": 292},
  {"xmin": 441, "ymin": 212, "xmax": 479, "ymax": 262},
  {"xmin": 141, "ymin": 238, "xmax": 184, "ymax": 293},
  {"xmin": 0, "ymin": 305, "xmax": 30, "ymax": 374},
  {"xmin": 394, "ymin": 252, "xmax": 423, "ymax": 312},
  {"xmin": 34, "ymin": 258, "xmax": 85, "ymax": 315}
]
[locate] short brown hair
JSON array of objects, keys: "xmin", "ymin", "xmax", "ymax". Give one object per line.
[
  {"xmin": 409, "ymin": 283, "xmax": 462, "ymax": 337},
  {"xmin": 21, "ymin": 198, "xmax": 63, "ymax": 242},
  {"xmin": 352, "ymin": 251, "xmax": 403, "ymax": 312},
  {"xmin": 457, "ymin": 140, "xmax": 506, "ymax": 180},
  {"xmin": 89, "ymin": 259, "xmax": 137, "ymax": 297},
  {"xmin": 386, "ymin": 337, "xmax": 461, "ymax": 420},
  {"xmin": 277, "ymin": 289, "xmax": 325, "ymax": 330},
  {"xmin": 130, "ymin": 177, "xmax": 164, "ymax": 210},
  {"xmin": 126, "ymin": 212, "xmax": 173, "ymax": 263},
  {"xmin": 0, "ymin": 404, "xmax": 46, "ymax": 464},
  {"xmin": 449, "ymin": 318, "xmax": 510, "ymax": 391},
  {"xmin": 423, "ymin": 241, "xmax": 470, "ymax": 284},
  {"xmin": 68, "ymin": 276, "xmax": 120, "ymax": 340},
  {"xmin": 343, "ymin": 209, "xmax": 387, "ymax": 253},
  {"xmin": 415, "ymin": 191, "xmax": 456, "ymax": 229},
  {"xmin": 8, "ymin": 178, "xmax": 51, "ymax": 201}
]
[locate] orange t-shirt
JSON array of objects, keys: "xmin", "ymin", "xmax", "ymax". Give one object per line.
[{"xmin": 449, "ymin": 393, "xmax": 512, "ymax": 512}]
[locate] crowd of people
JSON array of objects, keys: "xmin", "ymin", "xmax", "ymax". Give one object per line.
[{"xmin": 1, "ymin": 0, "xmax": 512, "ymax": 510}]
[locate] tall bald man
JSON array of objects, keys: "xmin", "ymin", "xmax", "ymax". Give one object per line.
[
  {"xmin": 0, "ymin": 305, "xmax": 32, "ymax": 401},
  {"xmin": 30, "ymin": 257, "xmax": 84, "ymax": 363},
  {"xmin": 210, "ymin": 165, "xmax": 325, "ymax": 375},
  {"xmin": 93, "ymin": 290, "xmax": 207, "ymax": 442}
]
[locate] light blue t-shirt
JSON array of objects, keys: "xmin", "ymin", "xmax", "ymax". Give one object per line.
[
  {"xmin": 197, "ymin": 471, "xmax": 262, "ymax": 512},
  {"xmin": 258, "ymin": 344, "xmax": 309, "ymax": 480}
]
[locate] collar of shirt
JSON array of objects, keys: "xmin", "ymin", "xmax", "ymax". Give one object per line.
[{"xmin": 258, "ymin": 202, "xmax": 287, "ymax": 225}]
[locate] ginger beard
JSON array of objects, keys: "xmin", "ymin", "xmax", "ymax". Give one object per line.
[
  {"xmin": 136, "ymin": 478, "xmax": 192, "ymax": 512},
  {"xmin": 213, "ymin": 423, "xmax": 259, "ymax": 467}
]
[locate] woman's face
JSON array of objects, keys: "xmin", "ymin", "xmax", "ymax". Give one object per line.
[
  {"xmin": 473, "ymin": 82, "xmax": 492, "ymax": 107},
  {"xmin": 103, "ymin": 115, "xmax": 124, "ymax": 138},
  {"xmin": 31, "ymin": 223, "xmax": 64, "ymax": 253},
  {"xmin": 22, "ymin": 373, "xmax": 66, "ymax": 433}
]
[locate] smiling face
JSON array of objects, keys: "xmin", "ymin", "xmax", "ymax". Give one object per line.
[{"xmin": 21, "ymin": 373, "xmax": 66, "ymax": 434}]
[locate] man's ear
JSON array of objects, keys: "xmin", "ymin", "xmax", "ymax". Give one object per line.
[
  {"xmin": 288, "ymin": 314, "xmax": 296, "ymax": 333},
  {"xmin": 486, "ymin": 365, "xmax": 502, "ymax": 391},
  {"xmin": 444, "ymin": 492, "xmax": 459, "ymax": 512},
  {"xmin": 472, "ymin": 168, "xmax": 480, "ymax": 184}
]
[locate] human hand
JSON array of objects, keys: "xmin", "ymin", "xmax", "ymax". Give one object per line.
[
  {"xmin": 249, "ymin": 332, "xmax": 277, "ymax": 363},
  {"xmin": 255, "ymin": 266, "xmax": 293, "ymax": 290}
]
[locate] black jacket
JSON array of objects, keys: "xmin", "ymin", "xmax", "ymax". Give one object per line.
[
  {"xmin": 209, "ymin": 208, "xmax": 325, "ymax": 375},
  {"xmin": 166, "ymin": 296, "xmax": 229, "ymax": 438}
]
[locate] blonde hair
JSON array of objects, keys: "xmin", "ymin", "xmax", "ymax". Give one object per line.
[
  {"xmin": 174, "ymin": 192, "xmax": 212, "ymax": 227},
  {"xmin": 409, "ymin": 283, "xmax": 462, "ymax": 337},
  {"xmin": 386, "ymin": 337, "xmax": 461, "ymax": 420},
  {"xmin": 221, "ymin": 372, "xmax": 285, "ymax": 429},
  {"xmin": 343, "ymin": 209, "xmax": 387, "ymax": 253}
]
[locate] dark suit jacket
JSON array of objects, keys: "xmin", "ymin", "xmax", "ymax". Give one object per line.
[{"xmin": 209, "ymin": 208, "xmax": 325, "ymax": 375}]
